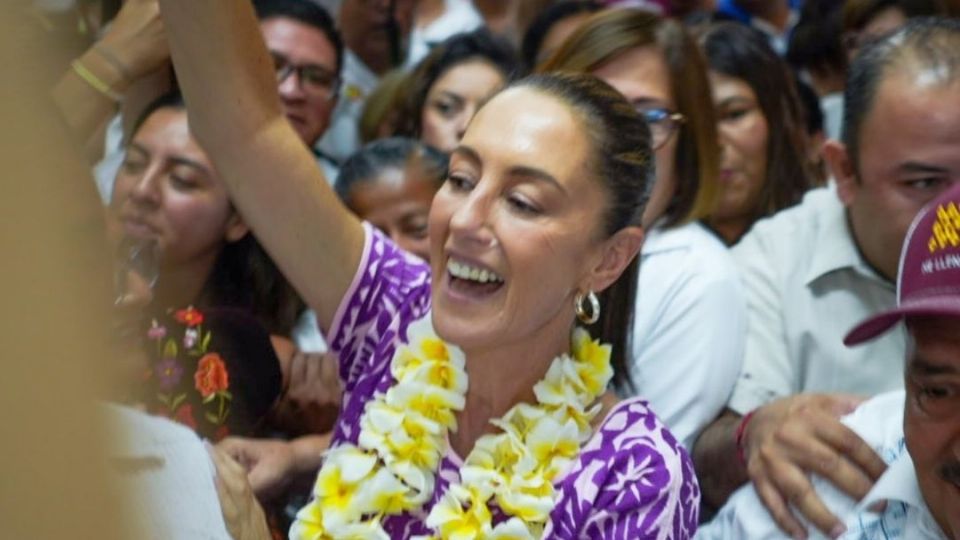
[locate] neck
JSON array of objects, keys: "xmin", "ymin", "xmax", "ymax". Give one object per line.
[
  {"xmin": 152, "ymin": 254, "xmax": 218, "ymax": 311},
  {"xmin": 450, "ymin": 316, "xmax": 574, "ymax": 457},
  {"xmin": 752, "ymin": 1, "xmax": 791, "ymax": 31},
  {"xmin": 415, "ymin": 0, "xmax": 445, "ymax": 29},
  {"xmin": 706, "ymin": 217, "xmax": 748, "ymax": 246},
  {"xmin": 472, "ymin": 0, "xmax": 512, "ymax": 35}
]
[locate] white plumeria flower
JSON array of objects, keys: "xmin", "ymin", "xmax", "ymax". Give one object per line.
[
  {"xmin": 325, "ymin": 519, "xmax": 391, "ymax": 540},
  {"xmin": 488, "ymin": 517, "xmax": 538, "ymax": 539},
  {"xmin": 354, "ymin": 466, "xmax": 416, "ymax": 515}
]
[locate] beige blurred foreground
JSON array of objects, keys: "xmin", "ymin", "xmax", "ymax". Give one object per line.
[{"xmin": 0, "ymin": 1, "xmax": 137, "ymax": 538}]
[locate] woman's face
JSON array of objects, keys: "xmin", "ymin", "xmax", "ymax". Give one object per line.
[
  {"xmin": 710, "ymin": 71, "xmax": 769, "ymax": 226},
  {"xmin": 109, "ymin": 108, "xmax": 248, "ymax": 271},
  {"xmin": 591, "ymin": 45, "xmax": 678, "ymax": 226},
  {"xmin": 346, "ymin": 163, "xmax": 439, "ymax": 260},
  {"xmin": 428, "ymin": 86, "xmax": 620, "ymax": 352},
  {"xmin": 420, "ymin": 59, "xmax": 506, "ymax": 153}
]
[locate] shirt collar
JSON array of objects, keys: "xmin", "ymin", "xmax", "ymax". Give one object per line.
[
  {"xmin": 856, "ymin": 446, "xmax": 948, "ymax": 538},
  {"xmin": 803, "ymin": 190, "xmax": 890, "ymax": 287}
]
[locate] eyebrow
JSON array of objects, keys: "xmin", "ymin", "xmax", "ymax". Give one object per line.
[
  {"xmin": 897, "ymin": 161, "xmax": 950, "ymax": 175},
  {"xmin": 718, "ymin": 96, "xmax": 755, "ymax": 108},
  {"xmin": 909, "ymin": 357, "xmax": 959, "ymax": 376},
  {"xmin": 452, "ymin": 145, "xmax": 566, "ymax": 194},
  {"xmin": 169, "ymin": 156, "xmax": 212, "ymax": 177},
  {"xmin": 631, "ymin": 97, "xmax": 670, "ymax": 110}
]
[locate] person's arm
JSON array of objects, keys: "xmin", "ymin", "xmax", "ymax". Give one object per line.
[
  {"xmin": 158, "ymin": 0, "xmax": 363, "ymax": 329},
  {"xmin": 695, "ymin": 394, "xmax": 887, "ymax": 539},
  {"xmin": 217, "ymin": 434, "xmax": 332, "ymax": 501},
  {"xmin": 52, "ymin": 0, "xmax": 170, "ymax": 158}
]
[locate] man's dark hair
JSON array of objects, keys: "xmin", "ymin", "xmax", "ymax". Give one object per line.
[
  {"xmin": 842, "ymin": 17, "xmax": 960, "ymax": 171},
  {"xmin": 787, "ymin": 0, "xmax": 847, "ymax": 76},
  {"xmin": 253, "ymin": 0, "xmax": 344, "ymax": 75}
]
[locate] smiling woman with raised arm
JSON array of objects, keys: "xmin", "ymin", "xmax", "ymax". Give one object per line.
[{"xmin": 158, "ymin": 0, "xmax": 699, "ymax": 538}]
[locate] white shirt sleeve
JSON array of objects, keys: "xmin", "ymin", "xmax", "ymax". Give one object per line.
[
  {"xmin": 727, "ymin": 229, "xmax": 795, "ymax": 414},
  {"xmin": 630, "ymin": 224, "xmax": 747, "ymax": 450}
]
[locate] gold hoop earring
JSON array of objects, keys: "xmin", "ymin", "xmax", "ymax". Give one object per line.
[{"xmin": 574, "ymin": 291, "xmax": 600, "ymax": 325}]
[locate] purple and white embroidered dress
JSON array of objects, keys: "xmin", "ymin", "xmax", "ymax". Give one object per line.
[{"xmin": 322, "ymin": 224, "xmax": 699, "ymax": 539}]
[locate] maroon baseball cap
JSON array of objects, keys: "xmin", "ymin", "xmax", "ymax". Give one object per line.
[{"xmin": 845, "ymin": 183, "xmax": 960, "ymax": 346}]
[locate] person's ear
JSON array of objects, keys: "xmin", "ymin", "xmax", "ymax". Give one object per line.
[
  {"xmin": 824, "ymin": 140, "xmax": 858, "ymax": 207},
  {"xmin": 584, "ymin": 226, "xmax": 644, "ymax": 293},
  {"xmin": 224, "ymin": 211, "xmax": 250, "ymax": 243}
]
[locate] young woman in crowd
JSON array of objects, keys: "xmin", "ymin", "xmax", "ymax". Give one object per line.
[
  {"xmin": 335, "ymin": 137, "xmax": 449, "ymax": 260},
  {"xmin": 157, "ymin": 0, "xmax": 701, "ymax": 537},
  {"xmin": 540, "ymin": 8, "xmax": 746, "ymax": 451},
  {"xmin": 396, "ymin": 28, "xmax": 520, "ymax": 153},
  {"xmin": 699, "ymin": 22, "xmax": 818, "ymax": 246}
]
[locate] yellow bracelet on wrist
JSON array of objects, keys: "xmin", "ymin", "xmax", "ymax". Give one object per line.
[{"xmin": 71, "ymin": 60, "xmax": 123, "ymax": 102}]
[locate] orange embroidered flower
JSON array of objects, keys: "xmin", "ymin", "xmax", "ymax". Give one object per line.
[
  {"xmin": 194, "ymin": 353, "xmax": 229, "ymax": 397},
  {"xmin": 174, "ymin": 306, "xmax": 204, "ymax": 327}
]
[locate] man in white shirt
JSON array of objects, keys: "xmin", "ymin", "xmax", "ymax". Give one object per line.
[
  {"xmin": 700, "ymin": 181, "xmax": 960, "ymax": 540},
  {"xmin": 315, "ymin": 0, "xmax": 417, "ymax": 162},
  {"xmin": 694, "ymin": 17, "xmax": 960, "ymax": 538}
]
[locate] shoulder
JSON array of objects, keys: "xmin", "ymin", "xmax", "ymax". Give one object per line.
[
  {"xmin": 734, "ymin": 188, "xmax": 839, "ymax": 259},
  {"xmin": 549, "ymin": 398, "xmax": 699, "ymax": 538},
  {"xmin": 642, "ymin": 222, "xmax": 742, "ymax": 291}
]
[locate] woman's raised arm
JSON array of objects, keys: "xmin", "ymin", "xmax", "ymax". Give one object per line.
[{"xmin": 157, "ymin": 0, "xmax": 364, "ymax": 330}]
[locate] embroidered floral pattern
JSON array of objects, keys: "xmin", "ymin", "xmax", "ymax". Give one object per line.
[{"xmin": 143, "ymin": 306, "xmax": 233, "ymax": 439}]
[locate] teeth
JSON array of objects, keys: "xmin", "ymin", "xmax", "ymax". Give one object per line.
[{"xmin": 448, "ymin": 260, "xmax": 503, "ymax": 284}]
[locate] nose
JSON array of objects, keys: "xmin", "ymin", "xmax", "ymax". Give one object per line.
[
  {"xmin": 454, "ymin": 108, "xmax": 475, "ymax": 144},
  {"xmin": 448, "ymin": 187, "xmax": 496, "ymax": 248},
  {"xmin": 277, "ymin": 70, "xmax": 306, "ymax": 101},
  {"xmin": 127, "ymin": 166, "xmax": 162, "ymax": 208}
]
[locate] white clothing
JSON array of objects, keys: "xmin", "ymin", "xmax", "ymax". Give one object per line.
[
  {"xmin": 315, "ymin": 49, "xmax": 380, "ymax": 163},
  {"xmin": 629, "ymin": 222, "xmax": 747, "ymax": 451},
  {"xmin": 94, "ymin": 114, "xmax": 125, "ymax": 204},
  {"xmin": 103, "ymin": 404, "xmax": 232, "ymax": 539},
  {"xmin": 292, "ymin": 308, "xmax": 328, "ymax": 353},
  {"xmin": 405, "ymin": 0, "xmax": 484, "ymax": 68},
  {"xmin": 727, "ymin": 187, "xmax": 903, "ymax": 414},
  {"xmin": 821, "ymin": 92, "xmax": 844, "ymax": 141},
  {"xmin": 699, "ymin": 391, "xmax": 948, "ymax": 539}
]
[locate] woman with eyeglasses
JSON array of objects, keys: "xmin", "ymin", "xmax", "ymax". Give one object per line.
[
  {"xmin": 699, "ymin": 22, "xmax": 818, "ymax": 247},
  {"xmin": 540, "ymin": 8, "xmax": 747, "ymax": 453}
]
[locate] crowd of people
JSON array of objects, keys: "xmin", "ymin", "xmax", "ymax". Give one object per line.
[{"xmin": 38, "ymin": 0, "xmax": 960, "ymax": 538}]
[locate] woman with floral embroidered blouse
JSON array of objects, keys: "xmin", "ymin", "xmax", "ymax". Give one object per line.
[{"xmin": 157, "ymin": 0, "xmax": 700, "ymax": 538}]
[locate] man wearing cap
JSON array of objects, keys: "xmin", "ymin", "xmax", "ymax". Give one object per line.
[
  {"xmin": 695, "ymin": 17, "xmax": 960, "ymax": 538},
  {"xmin": 699, "ymin": 182, "xmax": 960, "ymax": 540}
]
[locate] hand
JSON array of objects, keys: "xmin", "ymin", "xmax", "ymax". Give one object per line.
[
  {"xmin": 742, "ymin": 393, "xmax": 887, "ymax": 539},
  {"xmin": 217, "ymin": 437, "xmax": 298, "ymax": 501},
  {"xmin": 207, "ymin": 443, "xmax": 272, "ymax": 540},
  {"xmin": 98, "ymin": 0, "xmax": 169, "ymax": 81},
  {"xmin": 273, "ymin": 350, "xmax": 341, "ymax": 435}
]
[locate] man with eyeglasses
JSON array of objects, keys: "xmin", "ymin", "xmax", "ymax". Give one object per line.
[
  {"xmin": 254, "ymin": 0, "xmax": 344, "ymax": 181},
  {"xmin": 700, "ymin": 182, "xmax": 960, "ymax": 540},
  {"xmin": 694, "ymin": 17, "xmax": 960, "ymax": 539},
  {"xmin": 315, "ymin": 0, "xmax": 417, "ymax": 163}
]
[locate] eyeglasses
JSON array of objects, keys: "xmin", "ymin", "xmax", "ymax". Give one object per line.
[
  {"xmin": 270, "ymin": 51, "xmax": 340, "ymax": 100},
  {"xmin": 637, "ymin": 106, "xmax": 685, "ymax": 150}
]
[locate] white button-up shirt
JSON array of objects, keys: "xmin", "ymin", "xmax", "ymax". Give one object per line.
[
  {"xmin": 698, "ymin": 391, "xmax": 948, "ymax": 539},
  {"xmin": 315, "ymin": 49, "xmax": 380, "ymax": 164},
  {"xmin": 727, "ymin": 187, "xmax": 903, "ymax": 415},
  {"xmin": 628, "ymin": 221, "xmax": 746, "ymax": 451}
]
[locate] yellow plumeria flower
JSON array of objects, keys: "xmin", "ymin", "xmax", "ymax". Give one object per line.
[
  {"xmin": 289, "ymin": 500, "xmax": 331, "ymax": 540},
  {"xmin": 385, "ymin": 381, "xmax": 465, "ymax": 430},
  {"xmin": 325, "ymin": 519, "xmax": 391, "ymax": 540},
  {"xmin": 526, "ymin": 415, "xmax": 580, "ymax": 479},
  {"xmin": 532, "ymin": 356, "xmax": 587, "ymax": 407},
  {"xmin": 313, "ymin": 446, "xmax": 378, "ymax": 529},
  {"xmin": 488, "ymin": 517, "xmax": 538, "ymax": 539},
  {"xmin": 425, "ymin": 485, "xmax": 494, "ymax": 540},
  {"xmin": 355, "ymin": 467, "xmax": 417, "ymax": 515},
  {"xmin": 571, "ymin": 328, "xmax": 613, "ymax": 395},
  {"xmin": 495, "ymin": 472, "xmax": 555, "ymax": 524}
]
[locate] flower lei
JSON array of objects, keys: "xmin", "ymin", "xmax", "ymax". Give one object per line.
[{"xmin": 290, "ymin": 317, "xmax": 613, "ymax": 540}]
